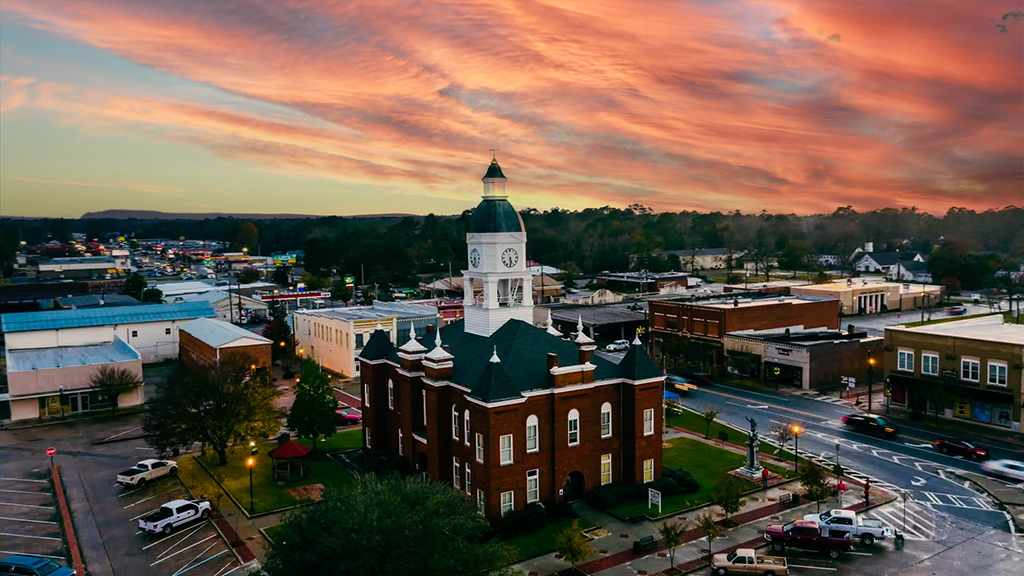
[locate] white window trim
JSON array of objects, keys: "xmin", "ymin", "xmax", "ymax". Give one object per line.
[
  {"xmin": 568, "ymin": 409, "xmax": 580, "ymax": 447},
  {"xmin": 897, "ymin": 349, "xmax": 914, "ymax": 373},
  {"xmin": 422, "ymin": 390, "xmax": 427, "ymax": 425},
  {"xmin": 643, "ymin": 458, "xmax": 655, "ymax": 483},
  {"xmin": 364, "ymin": 384, "xmax": 369, "ymax": 407},
  {"xmin": 961, "ymin": 357, "xmax": 980, "ymax": 382},
  {"xmin": 600, "ymin": 402, "xmax": 612, "ymax": 439},
  {"xmin": 388, "ymin": 379, "xmax": 394, "ymax": 410},
  {"xmin": 500, "ymin": 434, "xmax": 514, "ymax": 466},
  {"xmin": 988, "ymin": 361, "xmax": 1008, "ymax": 387},
  {"xmin": 366, "ymin": 428, "xmax": 371, "ymax": 449},
  {"xmin": 526, "ymin": 415, "xmax": 539, "ymax": 453},
  {"xmin": 600, "ymin": 453, "xmax": 612, "ymax": 486},
  {"xmin": 501, "ymin": 490, "xmax": 514, "ymax": 516},
  {"xmin": 452, "ymin": 407, "xmax": 460, "ymax": 441},
  {"xmin": 922, "ymin": 352, "xmax": 939, "ymax": 376},
  {"xmin": 465, "ymin": 463, "xmax": 472, "ymax": 495},
  {"xmin": 643, "ymin": 408, "xmax": 655, "ymax": 436},
  {"xmin": 476, "ymin": 433, "xmax": 484, "ymax": 463},
  {"xmin": 398, "ymin": 429, "xmax": 403, "ymax": 456},
  {"xmin": 476, "ymin": 489, "xmax": 485, "ymax": 515},
  {"xmin": 453, "ymin": 457, "xmax": 460, "ymax": 489},
  {"xmin": 526, "ymin": 469, "xmax": 539, "ymax": 503},
  {"xmin": 464, "ymin": 411, "xmax": 471, "ymax": 446}
]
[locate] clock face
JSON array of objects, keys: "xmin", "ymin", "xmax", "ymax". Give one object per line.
[
  {"xmin": 501, "ymin": 247, "xmax": 519, "ymax": 268},
  {"xmin": 469, "ymin": 248, "xmax": 481, "ymax": 268}
]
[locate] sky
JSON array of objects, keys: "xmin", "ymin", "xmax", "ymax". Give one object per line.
[{"xmin": 0, "ymin": 0, "xmax": 1022, "ymax": 219}]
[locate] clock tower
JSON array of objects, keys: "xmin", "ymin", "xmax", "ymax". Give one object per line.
[{"xmin": 463, "ymin": 157, "xmax": 534, "ymax": 337}]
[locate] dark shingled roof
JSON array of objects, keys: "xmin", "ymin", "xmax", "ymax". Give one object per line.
[
  {"xmin": 474, "ymin": 355, "xmax": 520, "ymax": 404},
  {"xmin": 469, "ymin": 198, "xmax": 524, "ymax": 234},
  {"xmin": 482, "ymin": 159, "xmax": 506, "ymax": 180},
  {"xmin": 616, "ymin": 341, "xmax": 664, "ymax": 381},
  {"xmin": 359, "ymin": 329, "xmax": 398, "ymax": 362}
]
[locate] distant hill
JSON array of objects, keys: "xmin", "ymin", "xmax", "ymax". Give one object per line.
[{"xmin": 80, "ymin": 209, "xmax": 415, "ymax": 220}]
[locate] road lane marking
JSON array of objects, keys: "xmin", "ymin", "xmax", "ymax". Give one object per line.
[
  {"xmin": 0, "ymin": 502, "xmax": 54, "ymax": 509},
  {"xmin": 0, "ymin": 516, "xmax": 57, "ymax": 525},
  {"xmin": 0, "ymin": 478, "xmax": 48, "ymax": 484},
  {"xmin": 0, "ymin": 532, "xmax": 62, "ymax": 541},
  {"xmin": 697, "ymin": 389, "xmax": 829, "ymax": 420},
  {"xmin": 101, "ymin": 426, "xmax": 142, "ymax": 441},
  {"xmin": 150, "ymin": 535, "xmax": 217, "ymax": 566},
  {"xmin": 0, "ymin": 489, "xmax": 46, "ymax": 495},
  {"xmin": 847, "ymin": 551, "xmax": 872, "ymax": 555},
  {"xmin": 788, "ymin": 565, "xmax": 837, "ymax": 571},
  {"xmin": 0, "ymin": 551, "xmax": 65, "ymax": 560}
]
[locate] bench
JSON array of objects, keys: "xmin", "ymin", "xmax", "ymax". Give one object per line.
[
  {"xmin": 632, "ymin": 535, "xmax": 657, "ymax": 554},
  {"xmin": 779, "ymin": 492, "xmax": 800, "ymax": 506}
]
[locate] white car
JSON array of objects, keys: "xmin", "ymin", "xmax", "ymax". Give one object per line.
[
  {"xmin": 605, "ymin": 340, "xmax": 630, "ymax": 352},
  {"xmin": 116, "ymin": 459, "xmax": 177, "ymax": 488},
  {"xmin": 138, "ymin": 498, "xmax": 210, "ymax": 535},
  {"xmin": 980, "ymin": 459, "xmax": 1024, "ymax": 482}
]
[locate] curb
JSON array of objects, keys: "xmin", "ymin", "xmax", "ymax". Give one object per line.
[
  {"xmin": 50, "ymin": 464, "xmax": 87, "ymax": 576},
  {"xmin": 0, "ymin": 406, "xmax": 147, "ymax": 431},
  {"xmin": 92, "ymin": 433, "xmax": 153, "ymax": 445},
  {"xmin": 192, "ymin": 455, "xmax": 312, "ymax": 519}
]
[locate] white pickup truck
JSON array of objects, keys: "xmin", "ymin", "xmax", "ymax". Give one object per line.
[
  {"xmin": 138, "ymin": 498, "xmax": 210, "ymax": 535},
  {"xmin": 711, "ymin": 548, "xmax": 789, "ymax": 575},
  {"xmin": 116, "ymin": 459, "xmax": 177, "ymax": 488},
  {"xmin": 803, "ymin": 509, "xmax": 894, "ymax": 545}
]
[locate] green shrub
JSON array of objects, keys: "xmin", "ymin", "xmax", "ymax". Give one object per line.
[
  {"xmin": 663, "ymin": 468, "xmax": 700, "ymax": 494},
  {"xmin": 544, "ymin": 499, "xmax": 574, "ymax": 518},
  {"xmin": 489, "ymin": 502, "xmax": 547, "ymax": 538}
]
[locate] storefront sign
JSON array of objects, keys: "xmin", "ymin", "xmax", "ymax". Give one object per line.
[{"xmin": 954, "ymin": 400, "xmax": 971, "ymax": 419}]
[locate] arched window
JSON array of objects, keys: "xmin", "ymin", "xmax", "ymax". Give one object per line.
[
  {"xmin": 600, "ymin": 402, "xmax": 612, "ymax": 438},
  {"xmin": 567, "ymin": 409, "xmax": 580, "ymax": 446},
  {"xmin": 464, "ymin": 410, "xmax": 471, "ymax": 445},
  {"xmin": 526, "ymin": 415, "xmax": 539, "ymax": 452},
  {"xmin": 452, "ymin": 407, "xmax": 460, "ymax": 440},
  {"xmin": 388, "ymin": 379, "xmax": 394, "ymax": 410}
]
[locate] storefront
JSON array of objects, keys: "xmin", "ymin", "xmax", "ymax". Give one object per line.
[{"xmin": 887, "ymin": 373, "xmax": 1017, "ymax": 430}]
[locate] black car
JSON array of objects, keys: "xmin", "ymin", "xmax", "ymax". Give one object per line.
[
  {"xmin": 841, "ymin": 414, "xmax": 897, "ymax": 438},
  {"xmin": 935, "ymin": 439, "xmax": 989, "ymax": 460}
]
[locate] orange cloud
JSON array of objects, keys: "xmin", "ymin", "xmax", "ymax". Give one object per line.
[{"xmin": 1, "ymin": 0, "xmax": 1020, "ymax": 214}]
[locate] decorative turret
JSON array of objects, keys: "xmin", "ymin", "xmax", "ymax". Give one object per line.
[
  {"xmin": 422, "ymin": 329, "xmax": 454, "ymax": 380},
  {"xmin": 545, "ymin": 309, "xmax": 563, "ymax": 337},
  {"xmin": 574, "ymin": 315, "xmax": 596, "ymax": 364},
  {"xmin": 398, "ymin": 323, "xmax": 427, "ymax": 355}
]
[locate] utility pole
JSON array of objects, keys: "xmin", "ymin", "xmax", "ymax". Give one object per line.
[{"xmin": 867, "ymin": 350, "xmax": 876, "ymax": 413}]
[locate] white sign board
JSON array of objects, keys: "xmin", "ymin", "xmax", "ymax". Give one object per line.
[{"xmin": 648, "ymin": 488, "xmax": 662, "ymax": 514}]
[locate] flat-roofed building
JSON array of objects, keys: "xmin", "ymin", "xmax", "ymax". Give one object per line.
[
  {"xmin": 884, "ymin": 315, "xmax": 1023, "ymax": 434},
  {"xmin": 178, "ymin": 318, "xmax": 272, "ymax": 371},
  {"xmin": 790, "ymin": 279, "xmax": 943, "ymax": 315}
]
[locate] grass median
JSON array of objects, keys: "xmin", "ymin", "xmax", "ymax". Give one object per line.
[
  {"xmin": 609, "ymin": 437, "xmax": 790, "ymax": 519},
  {"xmin": 296, "ymin": 427, "xmax": 364, "ymax": 453},
  {"xmin": 504, "ymin": 517, "xmax": 596, "ymax": 562}
]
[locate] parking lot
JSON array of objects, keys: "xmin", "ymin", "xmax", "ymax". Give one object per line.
[
  {"xmin": 95, "ymin": 471, "xmax": 242, "ymax": 576},
  {"xmin": 0, "ymin": 467, "xmax": 67, "ymax": 563}
]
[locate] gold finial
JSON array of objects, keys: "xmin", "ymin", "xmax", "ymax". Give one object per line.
[{"xmin": 489, "ymin": 148, "xmax": 500, "ymax": 162}]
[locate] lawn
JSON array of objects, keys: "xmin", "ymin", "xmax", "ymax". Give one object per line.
[
  {"xmin": 667, "ymin": 408, "xmax": 799, "ymax": 463},
  {"xmin": 504, "ymin": 517, "xmax": 596, "ymax": 562},
  {"xmin": 263, "ymin": 523, "xmax": 287, "ymax": 545},
  {"xmin": 609, "ymin": 437, "xmax": 790, "ymax": 519},
  {"xmin": 198, "ymin": 442, "xmax": 357, "ymax": 514},
  {"xmin": 296, "ymin": 427, "xmax": 363, "ymax": 453}
]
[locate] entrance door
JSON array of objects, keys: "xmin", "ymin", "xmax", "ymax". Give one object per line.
[{"xmin": 564, "ymin": 471, "xmax": 585, "ymax": 501}]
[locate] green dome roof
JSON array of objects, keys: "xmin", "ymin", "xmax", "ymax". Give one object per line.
[
  {"xmin": 470, "ymin": 198, "xmax": 524, "ymax": 234},
  {"xmin": 482, "ymin": 158, "xmax": 506, "ymax": 180}
]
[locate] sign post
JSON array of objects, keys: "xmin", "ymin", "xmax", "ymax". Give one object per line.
[
  {"xmin": 648, "ymin": 488, "xmax": 662, "ymax": 515},
  {"xmin": 46, "ymin": 447, "xmax": 57, "ymax": 468}
]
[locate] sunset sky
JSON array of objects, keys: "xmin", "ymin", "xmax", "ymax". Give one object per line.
[{"xmin": 1, "ymin": 0, "xmax": 1021, "ymax": 218}]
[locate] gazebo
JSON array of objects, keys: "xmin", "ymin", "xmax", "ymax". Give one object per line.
[{"xmin": 268, "ymin": 440, "xmax": 311, "ymax": 481}]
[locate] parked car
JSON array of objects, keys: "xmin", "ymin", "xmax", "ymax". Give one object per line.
[
  {"xmin": 711, "ymin": 548, "xmax": 788, "ymax": 575},
  {"xmin": 0, "ymin": 555, "xmax": 75, "ymax": 576},
  {"xmin": 138, "ymin": 498, "xmax": 211, "ymax": 535},
  {"xmin": 802, "ymin": 509, "xmax": 894, "ymax": 545},
  {"xmin": 935, "ymin": 439, "xmax": 989, "ymax": 460},
  {"xmin": 980, "ymin": 459, "xmax": 1024, "ymax": 482},
  {"xmin": 764, "ymin": 520, "xmax": 853, "ymax": 559},
  {"xmin": 841, "ymin": 414, "xmax": 897, "ymax": 438},
  {"xmin": 335, "ymin": 409, "xmax": 362, "ymax": 425},
  {"xmin": 116, "ymin": 459, "xmax": 177, "ymax": 488},
  {"xmin": 605, "ymin": 340, "xmax": 630, "ymax": 352}
]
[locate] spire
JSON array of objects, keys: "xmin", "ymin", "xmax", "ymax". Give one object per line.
[
  {"xmin": 632, "ymin": 334, "xmax": 642, "ymax": 346},
  {"xmin": 398, "ymin": 323, "xmax": 427, "ymax": 354},
  {"xmin": 490, "ymin": 346, "xmax": 501, "ymax": 363},
  {"xmin": 545, "ymin": 309, "xmax": 562, "ymax": 337},
  {"xmin": 574, "ymin": 315, "xmax": 594, "ymax": 345},
  {"xmin": 424, "ymin": 327, "xmax": 453, "ymax": 362},
  {"xmin": 375, "ymin": 320, "xmax": 384, "ymax": 331}
]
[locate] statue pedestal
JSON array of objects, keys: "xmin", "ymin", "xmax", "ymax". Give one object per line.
[{"xmin": 733, "ymin": 437, "xmax": 763, "ymax": 480}]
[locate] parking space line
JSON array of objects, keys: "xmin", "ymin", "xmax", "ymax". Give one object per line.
[
  {"xmin": 0, "ymin": 489, "xmax": 46, "ymax": 495},
  {"xmin": 789, "ymin": 565, "xmax": 837, "ymax": 571},
  {"xmin": 171, "ymin": 542, "xmax": 217, "ymax": 576},
  {"xmin": 213, "ymin": 560, "xmax": 237, "ymax": 576},
  {"xmin": 123, "ymin": 493, "xmax": 162, "ymax": 509},
  {"xmin": 130, "ymin": 508, "xmax": 162, "ymax": 522},
  {"xmin": 218, "ymin": 565, "xmax": 245, "ymax": 576},
  {"xmin": 847, "ymin": 551, "xmax": 872, "ymax": 555},
  {"xmin": 0, "ymin": 532, "xmax": 63, "ymax": 541},
  {"xmin": 143, "ymin": 523, "xmax": 204, "ymax": 551},
  {"xmin": 0, "ymin": 478, "xmax": 48, "ymax": 484},
  {"xmin": 151, "ymin": 535, "xmax": 217, "ymax": 566},
  {"xmin": 0, "ymin": 551, "xmax": 65, "ymax": 560},
  {"xmin": 0, "ymin": 516, "xmax": 57, "ymax": 525},
  {"xmin": 0, "ymin": 502, "xmax": 54, "ymax": 510},
  {"xmin": 175, "ymin": 549, "xmax": 229, "ymax": 576}
]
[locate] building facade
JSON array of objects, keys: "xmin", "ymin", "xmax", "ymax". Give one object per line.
[
  {"xmin": 883, "ymin": 315, "xmax": 1022, "ymax": 434},
  {"xmin": 359, "ymin": 159, "xmax": 665, "ymax": 517},
  {"xmin": 178, "ymin": 318, "xmax": 272, "ymax": 371},
  {"xmin": 790, "ymin": 280, "xmax": 943, "ymax": 316}
]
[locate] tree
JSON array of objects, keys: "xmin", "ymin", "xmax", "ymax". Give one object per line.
[
  {"xmin": 779, "ymin": 240, "xmax": 815, "ymax": 278},
  {"xmin": 122, "ymin": 272, "xmax": 148, "ymax": 300},
  {"xmin": 657, "ymin": 518, "xmax": 686, "ymax": 570},
  {"xmin": 89, "ymin": 365, "xmax": 143, "ymax": 413},
  {"xmin": 700, "ymin": 408, "xmax": 719, "ymax": 439},
  {"xmin": 331, "ymin": 279, "xmax": 352, "ymax": 305},
  {"xmin": 710, "ymin": 477, "xmax": 746, "ymax": 520},
  {"xmin": 799, "ymin": 462, "xmax": 833, "ymax": 513},
  {"xmin": 143, "ymin": 361, "xmax": 283, "ymax": 465},
  {"xmin": 288, "ymin": 359, "xmax": 337, "ymax": 452},
  {"xmin": 272, "ymin": 266, "xmax": 291, "ymax": 287},
  {"xmin": 236, "ymin": 267, "xmax": 260, "ymax": 284},
  {"xmin": 260, "ymin": 475, "xmax": 518, "ymax": 576},
  {"xmin": 770, "ymin": 424, "xmax": 793, "ymax": 456},
  {"xmin": 141, "ymin": 287, "xmax": 163, "ymax": 303},
  {"xmin": 696, "ymin": 510, "xmax": 723, "ymax": 559},
  {"xmin": 555, "ymin": 520, "xmax": 592, "ymax": 573},
  {"xmin": 235, "ymin": 221, "xmax": 259, "ymax": 253}
]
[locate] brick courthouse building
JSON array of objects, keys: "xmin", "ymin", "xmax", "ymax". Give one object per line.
[{"xmin": 359, "ymin": 159, "xmax": 665, "ymax": 516}]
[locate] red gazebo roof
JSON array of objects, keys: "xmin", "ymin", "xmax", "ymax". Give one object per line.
[{"xmin": 268, "ymin": 440, "xmax": 312, "ymax": 459}]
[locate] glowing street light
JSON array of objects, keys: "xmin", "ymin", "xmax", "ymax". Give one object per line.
[
  {"xmin": 791, "ymin": 424, "xmax": 803, "ymax": 472},
  {"xmin": 246, "ymin": 456, "xmax": 256, "ymax": 514}
]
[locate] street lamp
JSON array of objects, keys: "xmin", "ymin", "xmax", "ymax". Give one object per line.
[
  {"xmin": 58, "ymin": 386, "xmax": 65, "ymax": 420},
  {"xmin": 791, "ymin": 424, "xmax": 803, "ymax": 472},
  {"xmin": 867, "ymin": 352, "xmax": 876, "ymax": 413},
  {"xmin": 246, "ymin": 457, "xmax": 255, "ymax": 514}
]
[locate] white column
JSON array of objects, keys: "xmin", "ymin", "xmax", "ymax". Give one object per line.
[
  {"xmin": 485, "ymin": 279, "xmax": 499, "ymax": 309},
  {"xmin": 521, "ymin": 275, "xmax": 534, "ymax": 306},
  {"xmin": 463, "ymin": 275, "xmax": 474, "ymax": 307}
]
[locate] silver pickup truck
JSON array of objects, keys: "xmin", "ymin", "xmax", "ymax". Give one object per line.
[
  {"xmin": 138, "ymin": 498, "xmax": 210, "ymax": 535},
  {"xmin": 116, "ymin": 459, "xmax": 177, "ymax": 488},
  {"xmin": 803, "ymin": 509, "xmax": 894, "ymax": 545}
]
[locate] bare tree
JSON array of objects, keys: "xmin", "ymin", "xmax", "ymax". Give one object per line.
[
  {"xmin": 89, "ymin": 365, "xmax": 143, "ymax": 413},
  {"xmin": 770, "ymin": 424, "xmax": 793, "ymax": 456},
  {"xmin": 700, "ymin": 408, "xmax": 720, "ymax": 439}
]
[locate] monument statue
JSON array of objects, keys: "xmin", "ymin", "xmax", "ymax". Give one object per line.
[
  {"xmin": 745, "ymin": 416, "xmax": 758, "ymax": 442},
  {"xmin": 736, "ymin": 416, "xmax": 764, "ymax": 481}
]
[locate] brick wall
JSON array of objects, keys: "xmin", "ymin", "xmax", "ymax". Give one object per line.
[{"xmin": 179, "ymin": 330, "xmax": 272, "ymax": 371}]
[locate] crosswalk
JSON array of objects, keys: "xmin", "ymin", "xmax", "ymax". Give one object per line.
[
  {"xmin": 861, "ymin": 500, "xmax": 940, "ymax": 542},
  {"xmin": 791, "ymin": 390, "xmax": 857, "ymax": 406},
  {"xmin": 917, "ymin": 491, "xmax": 998, "ymax": 511}
]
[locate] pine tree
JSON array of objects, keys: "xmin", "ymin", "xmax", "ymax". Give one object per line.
[{"xmin": 287, "ymin": 359, "xmax": 337, "ymax": 451}]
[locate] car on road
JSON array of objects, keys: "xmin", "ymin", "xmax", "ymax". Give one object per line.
[
  {"xmin": 679, "ymin": 370, "xmax": 711, "ymax": 385},
  {"xmin": 764, "ymin": 520, "xmax": 853, "ymax": 559},
  {"xmin": 946, "ymin": 305, "xmax": 967, "ymax": 315},
  {"xmin": 0, "ymin": 555, "xmax": 75, "ymax": 576},
  {"xmin": 336, "ymin": 409, "xmax": 361, "ymax": 425},
  {"xmin": 666, "ymin": 374, "xmax": 697, "ymax": 393},
  {"xmin": 935, "ymin": 439, "xmax": 989, "ymax": 460},
  {"xmin": 116, "ymin": 459, "xmax": 177, "ymax": 488},
  {"xmin": 139, "ymin": 498, "xmax": 211, "ymax": 535},
  {"xmin": 802, "ymin": 509, "xmax": 894, "ymax": 545},
  {"xmin": 980, "ymin": 459, "xmax": 1024, "ymax": 482},
  {"xmin": 841, "ymin": 414, "xmax": 897, "ymax": 438},
  {"xmin": 711, "ymin": 548, "xmax": 788, "ymax": 575},
  {"xmin": 605, "ymin": 339, "xmax": 630, "ymax": 352}
]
